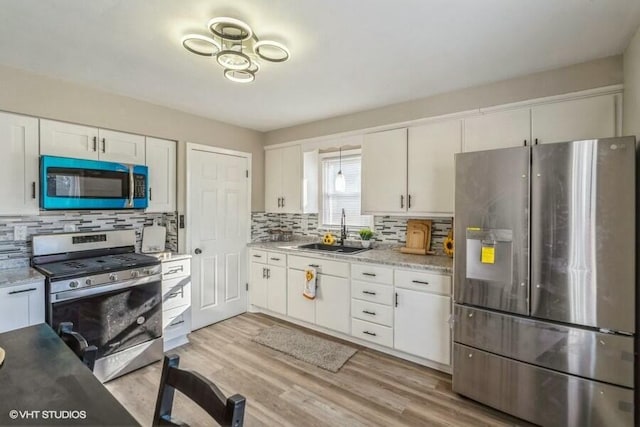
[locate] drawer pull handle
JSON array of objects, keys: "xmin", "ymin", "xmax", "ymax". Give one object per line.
[
  {"xmin": 167, "ymin": 266, "xmax": 184, "ymax": 274},
  {"xmin": 253, "ymin": 254, "xmax": 262, "ymax": 258},
  {"xmin": 167, "ymin": 291, "xmax": 181, "ymax": 299},
  {"xmin": 362, "ymin": 310, "xmax": 376, "ymax": 316},
  {"xmin": 8, "ymin": 287, "xmax": 37, "ymax": 295},
  {"xmin": 270, "ymin": 257, "xmax": 281, "ymax": 261},
  {"xmin": 363, "ymin": 331, "xmax": 377, "ymax": 337},
  {"xmin": 412, "ymin": 280, "xmax": 429, "ymax": 285},
  {"xmin": 362, "ymin": 290, "xmax": 377, "ymax": 295},
  {"xmin": 169, "ymin": 319, "xmax": 185, "ymax": 327},
  {"xmin": 362, "ymin": 272, "xmax": 377, "ymax": 277},
  {"xmin": 308, "ymin": 264, "xmax": 320, "ymax": 268}
]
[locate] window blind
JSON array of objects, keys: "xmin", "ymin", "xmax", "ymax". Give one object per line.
[{"xmin": 321, "ymin": 154, "xmax": 372, "ymax": 228}]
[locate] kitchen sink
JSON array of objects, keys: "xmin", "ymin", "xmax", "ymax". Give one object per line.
[{"xmin": 296, "ymin": 243, "xmax": 369, "ymax": 254}]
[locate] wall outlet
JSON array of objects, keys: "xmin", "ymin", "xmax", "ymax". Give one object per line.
[{"xmin": 13, "ymin": 225, "xmax": 27, "ymax": 241}]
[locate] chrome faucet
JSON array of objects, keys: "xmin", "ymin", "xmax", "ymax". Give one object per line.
[{"xmin": 340, "ymin": 208, "xmax": 347, "ymax": 246}]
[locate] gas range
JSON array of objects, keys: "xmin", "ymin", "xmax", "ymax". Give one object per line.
[{"xmin": 31, "ymin": 229, "xmax": 164, "ymax": 383}]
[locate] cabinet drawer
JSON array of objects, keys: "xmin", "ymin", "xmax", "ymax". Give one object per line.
[
  {"xmin": 163, "ymin": 277, "xmax": 191, "ymax": 311},
  {"xmin": 351, "ymin": 263, "xmax": 393, "ymax": 285},
  {"xmin": 352, "ymin": 280, "xmax": 394, "ymax": 306},
  {"xmin": 162, "ymin": 259, "xmax": 191, "ymax": 279},
  {"xmin": 163, "ymin": 306, "xmax": 190, "ymax": 341},
  {"xmin": 249, "ymin": 249, "xmax": 268, "ymax": 264},
  {"xmin": 351, "ymin": 299, "xmax": 393, "ymax": 327},
  {"xmin": 288, "ymin": 255, "xmax": 349, "ymax": 277},
  {"xmin": 351, "ymin": 318, "xmax": 393, "ymax": 347},
  {"xmin": 395, "ymin": 269, "xmax": 451, "ymax": 295},
  {"xmin": 267, "ymin": 251, "xmax": 287, "ymax": 267}
]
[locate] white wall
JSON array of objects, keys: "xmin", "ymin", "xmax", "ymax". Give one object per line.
[
  {"xmin": 265, "ymin": 55, "xmax": 623, "ymax": 145},
  {"xmin": 0, "ymin": 64, "xmax": 265, "ymax": 213},
  {"xmin": 624, "ymin": 27, "xmax": 640, "ymax": 138}
]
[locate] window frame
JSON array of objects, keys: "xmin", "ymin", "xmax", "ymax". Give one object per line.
[{"xmin": 318, "ymin": 149, "xmax": 373, "ymax": 230}]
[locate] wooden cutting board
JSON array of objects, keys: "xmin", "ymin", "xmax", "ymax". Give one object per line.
[{"xmin": 401, "ymin": 219, "xmax": 433, "ymax": 255}]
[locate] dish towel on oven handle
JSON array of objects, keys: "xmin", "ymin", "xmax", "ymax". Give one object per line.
[{"xmin": 303, "ymin": 267, "xmax": 317, "ymax": 300}]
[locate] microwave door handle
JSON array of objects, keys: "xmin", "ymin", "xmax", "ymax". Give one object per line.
[{"xmin": 128, "ymin": 167, "xmax": 134, "ymax": 207}]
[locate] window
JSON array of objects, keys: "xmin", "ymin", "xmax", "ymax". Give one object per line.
[{"xmin": 321, "ymin": 151, "xmax": 372, "ymax": 228}]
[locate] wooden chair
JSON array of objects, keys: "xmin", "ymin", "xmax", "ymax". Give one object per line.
[
  {"xmin": 57, "ymin": 322, "xmax": 98, "ymax": 372},
  {"xmin": 153, "ymin": 354, "xmax": 246, "ymax": 427}
]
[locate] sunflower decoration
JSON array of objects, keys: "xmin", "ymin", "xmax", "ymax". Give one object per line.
[
  {"xmin": 305, "ymin": 270, "xmax": 315, "ymax": 282},
  {"xmin": 443, "ymin": 230, "xmax": 454, "ymax": 257},
  {"xmin": 322, "ymin": 233, "xmax": 336, "ymax": 245}
]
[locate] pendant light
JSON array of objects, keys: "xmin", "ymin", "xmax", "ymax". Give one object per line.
[{"xmin": 335, "ymin": 147, "xmax": 346, "ymax": 193}]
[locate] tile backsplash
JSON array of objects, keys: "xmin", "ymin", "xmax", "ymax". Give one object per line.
[
  {"xmin": 0, "ymin": 211, "xmax": 178, "ymax": 270},
  {"xmin": 251, "ymin": 212, "xmax": 452, "ymax": 255}
]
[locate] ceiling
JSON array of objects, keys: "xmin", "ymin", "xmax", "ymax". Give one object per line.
[{"xmin": 1, "ymin": 1, "xmax": 640, "ymax": 132}]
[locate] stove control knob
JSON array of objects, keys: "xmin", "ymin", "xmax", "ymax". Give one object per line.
[
  {"xmin": 85, "ymin": 279, "xmax": 93, "ymax": 286},
  {"xmin": 143, "ymin": 268, "xmax": 152, "ymax": 275},
  {"xmin": 69, "ymin": 280, "xmax": 79, "ymax": 289},
  {"xmin": 131, "ymin": 270, "xmax": 140, "ymax": 278},
  {"xmin": 109, "ymin": 273, "xmax": 118, "ymax": 282}
]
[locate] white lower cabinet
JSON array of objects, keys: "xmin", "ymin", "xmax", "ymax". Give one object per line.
[
  {"xmin": 286, "ymin": 269, "xmax": 315, "ymax": 323},
  {"xmin": 161, "ymin": 256, "xmax": 192, "ymax": 351},
  {"xmin": 249, "ymin": 250, "xmax": 287, "ymax": 315},
  {"xmin": 287, "ymin": 255, "xmax": 350, "ymax": 334},
  {"xmin": 315, "ymin": 275, "xmax": 350, "ymax": 334},
  {"xmin": 394, "ymin": 288, "xmax": 451, "ymax": 365},
  {"xmin": 351, "ymin": 318, "xmax": 393, "ymax": 347},
  {"xmin": 0, "ymin": 278, "xmax": 45, "ymax": 334}
]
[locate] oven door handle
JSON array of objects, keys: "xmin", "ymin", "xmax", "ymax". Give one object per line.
[
  {"xmin": 51, "ymin": 274, "xmax": 161, "ymax": 303},
  {"xmin": 128, "ymin": 166, "xmax": 134, "ymax": 208}
]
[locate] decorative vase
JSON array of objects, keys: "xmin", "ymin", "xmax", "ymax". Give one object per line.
[{"xmin": 361, "ymin": 240, "xmax": 371, "ymax": 248}]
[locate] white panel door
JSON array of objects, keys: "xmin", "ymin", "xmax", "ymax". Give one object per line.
[
  {"xmin": 463, "ymin": 108, "xmax": 531, "ymax": 152},
  {"xmin": 0, "ymin": 112, "xmax": 39, "ymax": 215},
  {"xmin": 189, "ymin": 148, "xmax": 249, "ymax": 330},
  {"xmin": 531, "ymin": 94, "xmax": 617, "ymax": 144},
  {"xmin": 279, "ymin": 145, "xmax": 302, "ymax": 213},
  {"xmin": 361, "ymin": 128, "xmax": 408, "ymax": 214},
  {"xmin": 264, "ymin": 148, "xmax": 282, "ymax": 213},
  {"xmin": 394, "ymin": 288, "xmax": 451, "ymax": 365},
  {"xmin": 287, "ymin": 269, "xmax": 315, "ymax": 323},
  {"xmin": 408, "ymin": 120, "xmax": 461, "ymax": 214},
  {"xmin": 315, "ymin": 275, "xmax": 350, "ymax": 334},
  {"xmin": 98, "ymin": 129, "xmax": 145, "ymax": 164},
  {"xmin": 267, "ymin": 266, "xmax": 287, "ymax": 315},
  {"xmin": 40, "ymin": 119, "xmax": 99, "ymax": 159},
  {"xmin": 146, "ymin": 137, "xmax": 176, "ymax": 213}
]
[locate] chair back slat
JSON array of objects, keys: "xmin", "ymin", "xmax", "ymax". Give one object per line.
[{"xmin": 57, "ymin": 322, "xmax": 97, "ymax": 371}]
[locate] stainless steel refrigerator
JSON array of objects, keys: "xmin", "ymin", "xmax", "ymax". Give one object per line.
[{"xmin": 453, "ymin": 137, "xmax": 637, "ymax": 427}]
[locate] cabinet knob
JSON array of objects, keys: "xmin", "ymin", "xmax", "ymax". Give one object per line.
[{"xmin": 194, "ymin": 248, "xmax": 202, "ymax": 254}]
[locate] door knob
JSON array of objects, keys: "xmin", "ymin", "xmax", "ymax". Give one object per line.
[{"xmin": 194, "ymin": 248, "xmax": 202, "ymax": 254}]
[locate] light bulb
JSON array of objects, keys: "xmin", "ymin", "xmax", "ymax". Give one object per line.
[{"xmin": 335, "ymin": 171, "xmax": 346, "ymax": 193}]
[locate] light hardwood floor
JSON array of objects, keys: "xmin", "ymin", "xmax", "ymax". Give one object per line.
[{"xmin": 106, "ymin": 313, "xmax": 531, "ymax": 426}]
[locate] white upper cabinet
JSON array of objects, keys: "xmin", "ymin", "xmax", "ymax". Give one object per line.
[
  {"xmin": 407, "ymin": 120, "xmax": 462, "ymax": 214},
  {"xmin": 265, "ymin": 145, "xmax": 302, "ymax": 213},
  {"xmin": 0, "ymin": 112, "xmax": 39, "ymax": 215},
  {"xmin": 361, "ymin": 128, "xmax": 408, "ymax": 214},
  {"xmin": 145, "ymin": 137, "xmax": 176, "ymax": 213},
  {"xmin": 40, "ymin": 119, "xmax": 145, "ymax": 164},
  {"xmin": 98, "ymin": 129, "xmax": 145, "ymax": 164},
  {"xmin": 463, "ymin": 108, "xmax": 531, "ymax": 152},
  {"xmin": 531, "ymin": 94, "xmax": 617, "ymax": 144},
  {"xmin": 40, "ymin": 119, "xmax": 99, "ymax": 160}
]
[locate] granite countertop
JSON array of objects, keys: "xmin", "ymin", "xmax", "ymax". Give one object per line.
[
  {"xmin": 0, "ymin": 267, "xmax": 45, "ymax": 289},
  {"xmin": 248, "ymin": 240, "xmax": 453, "ymax": 274},
  {"xmin": 145, "ymin": 252, "xmax": 192, "ymax": 262}
]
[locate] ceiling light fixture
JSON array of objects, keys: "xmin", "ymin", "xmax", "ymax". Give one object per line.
[{"xmin": 181, "ymin": 16, "xmax": 290, "ymax": 83}]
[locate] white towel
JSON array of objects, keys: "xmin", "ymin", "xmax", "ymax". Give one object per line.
[{"xmin": 303, "ymin": 268, "xmax": 317, "ymax": 300}]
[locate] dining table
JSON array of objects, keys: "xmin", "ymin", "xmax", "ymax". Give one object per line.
[{"xmin": 0, "ymin": 323, "xmax": 140, "ymax": 426}]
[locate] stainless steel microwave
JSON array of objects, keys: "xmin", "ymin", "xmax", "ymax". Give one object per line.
[{"xmin": 40, "ymin": 156, "xmax": 148, "ymax": 210}]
